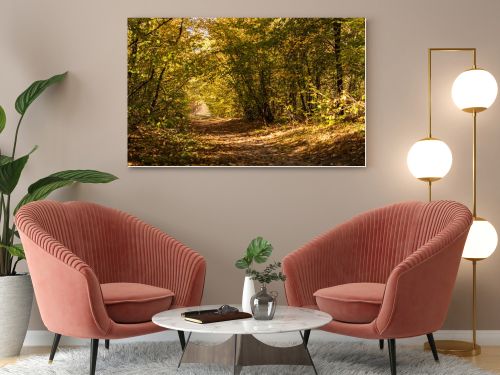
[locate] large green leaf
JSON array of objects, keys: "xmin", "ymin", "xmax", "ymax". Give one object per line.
[
  {"xmin": 15, "ymin": 72, "xmax": 67, "ymax": 115},
  {"xmin": 14, "ymin": 169, "xmax": 118, "ymax": 213},
  {"xmin": 235, "ymin": 258, "xmax": 250, "ymax": 269},
  {"xmin": 0, "ymin": 148, "xmax": 37, "ymax": 194},
  {"xmin": 28, "ymin": 170, "xmax": 117, "ymax": 193},
  {"xmin": 51, "ymin": 169, "xmax": 118, "ymax": 183},
  {"xmin": 246, "ymin": 237, "xmax": 273, "ymax": 264},
  {"xmin": 16, "ymin": 180, "xmax": 73, "ymax": 212},
  {"xmin": 0, "ymin": 105, "xmax": 5, "ymax": 134}
]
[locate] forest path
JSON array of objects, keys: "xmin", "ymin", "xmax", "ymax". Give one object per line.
[
  {"xmin": 189, "ymin": 117, "xmax": 365, "ymax": 166},
  {"xmin": 190, "ymin": 117, "xmax": 286, "ymax": 165}
]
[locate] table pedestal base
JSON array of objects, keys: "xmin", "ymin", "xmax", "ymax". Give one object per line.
[{"xmin": 178, "ymin": 332, "xmax": 317, "ymax": 374}]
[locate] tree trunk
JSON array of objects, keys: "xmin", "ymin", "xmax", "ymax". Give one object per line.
[
  {"xmin": 333, "ymin": 19, "xmax": 344, "ymax": 115},
  {"xmin": 128, "ymin": 65, "xmax": 154, "ymax": 99},
  {"xmin": 259, "ymin": 69, "xmax": 274, "ymax": 123},
  {"xmin": 128, "ymin": 37, "xmax": 139, "ymax": 80},
  {"xmin": 150, "ymin": 21, "xmax": 183, "ymax": 114},
  {"xmin": 150, "ymin": 65, "xmax": 167, "ymax": 113}
]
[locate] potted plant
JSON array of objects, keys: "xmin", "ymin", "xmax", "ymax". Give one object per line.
[
  {"xmin": 0, "ymin": 72, "xmax": 117, "ymax": 358},
  {"xmin": 235, "ymin": 237, "xmax": 273, "ymax": 313},
  {"xmin": 235, "ymin": 237, "xmax": 286, "ymax": 318}
]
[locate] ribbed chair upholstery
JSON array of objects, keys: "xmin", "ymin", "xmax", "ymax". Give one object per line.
[
  {"xmin": 283, "ymin": 200, "xmax": 472, "ymax": 375},
  {"xmin": 16, "ymin": 200, "xmax": 206, "ymax": 375}
]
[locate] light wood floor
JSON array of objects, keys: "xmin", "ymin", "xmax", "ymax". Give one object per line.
[
  {"xmin": 2, "ymin": 345, "xmax": 500, "ymax": 372},
  {"xmin": 466, "ymin": 346, "xmax": 500, "ymax": 373}
]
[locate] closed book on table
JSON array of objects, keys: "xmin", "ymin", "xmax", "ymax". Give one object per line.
[{"xmin": 183, "ymin": 311, "xmax": 252, "ymax": 324}]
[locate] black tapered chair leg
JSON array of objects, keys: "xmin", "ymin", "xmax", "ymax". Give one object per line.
[
  {"xmin": 388, "ymin": 339, "xmax": 396, "ymax": 375},
  {"xmin": 48, "ymin": 333, "xmax": 62, "ymax": 363},
  {"xmin": 90, "ymin": 339, "xmax": 99, "ymax": 375},
  {"xmin": 426, "ymin": 333, "xmax": 439, "ymax": 362},
  {"xmin": 303, "ymin": 329, "xmax": 311, "ymax": 347},
  {"xmin": 177, "ymin": 330, "xmax": 186, "ymax": 350},
  {"xmin": 379, "ymin": 339, "xmax": 384, "ymax": 350},
  {"xmin": 105, "ymin": 339, "xmax": 110, "ymax": 350}
]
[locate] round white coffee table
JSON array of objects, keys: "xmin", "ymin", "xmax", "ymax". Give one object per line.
[{"xmin": 153, "ymin": 305, "xmax": 332, "ymax": 374}]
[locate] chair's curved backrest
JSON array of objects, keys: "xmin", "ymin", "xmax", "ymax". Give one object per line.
[
  {"xmin": 340, "ymin": 201, "xmax": 422, "ymax": 283},
  {"xmin": 344, "ymin": 200, "xmax": 470, "ymax": 284},
  {"xmin": 16, "ymin": 200, "xmax": 136, "ymax": 284}
]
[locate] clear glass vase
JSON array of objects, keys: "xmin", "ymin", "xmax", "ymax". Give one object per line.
[{"xmin": 250, "ymin": 285, "xmax": 278, "ymax": 320}]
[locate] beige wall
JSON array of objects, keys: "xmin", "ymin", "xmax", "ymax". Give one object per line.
[{"xmin": 2, "ymin": 0, "xmax": 500, "ymax": 331}]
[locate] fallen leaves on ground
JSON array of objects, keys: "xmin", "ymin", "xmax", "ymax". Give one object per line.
[{"xmin": 128, "ymin": 118, "xmax": 365, "ymax": 166}]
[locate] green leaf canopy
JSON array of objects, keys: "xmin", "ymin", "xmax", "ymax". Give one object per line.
[{"xmin": 15, "ymin": 72, "xmax": 68, "ymax": 115}]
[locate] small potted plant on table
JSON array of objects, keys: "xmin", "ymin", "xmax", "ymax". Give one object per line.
[{"xmin": 235, "ymin": 237, "xmax": 286, "ymax": 320}]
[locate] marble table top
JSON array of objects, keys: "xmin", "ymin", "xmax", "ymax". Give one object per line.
[{"xmin": 152, "ymin": 305, "xmax": 332, "ymax": 335}]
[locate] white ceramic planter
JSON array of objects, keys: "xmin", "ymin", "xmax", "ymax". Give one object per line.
[
  {"xmin": 241, "ymin": 275, "xmax": 255, "ymax": 313},
  {"xmin": 0, "ymin": 274, "xmax": 33, "ymax": 358}
]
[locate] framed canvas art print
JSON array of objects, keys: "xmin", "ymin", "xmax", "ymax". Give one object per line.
[{"xmin": 128, "ymin": 17, "xmax": 366, "ymax": 167}]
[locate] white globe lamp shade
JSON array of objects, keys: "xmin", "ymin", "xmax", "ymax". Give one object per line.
[
  {"xmin": 407, "ymin": 138, "xmax": 453, "ymax": 181},
  {"xmin": 452, "ymin": 69, "xmax": 498, "ymax": 113},
  {"xmin": 462, "ymin": 218, "xmax": 498, "ymax": 259}
]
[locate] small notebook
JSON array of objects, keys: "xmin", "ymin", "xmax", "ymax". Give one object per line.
[{"xmin": 182, "ymin": 310, "xmax": 252, "ymax": 324}]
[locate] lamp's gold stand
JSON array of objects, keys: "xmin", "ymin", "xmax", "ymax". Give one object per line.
[
  {"xmin": 417, "ymin": 178, "xmax": 438, "ymax": 202},
  {"xmin": 424, "ymin": 258, "xmax": 481, "ymax": 356},
  {"xmin": 423, "ymin": 47, "xmax": 482, "ymax": 357}
]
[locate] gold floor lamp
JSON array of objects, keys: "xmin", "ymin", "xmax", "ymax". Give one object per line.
[{"xmin": 407, "ymin": 48, "xmax": 498, "ymax": 356}]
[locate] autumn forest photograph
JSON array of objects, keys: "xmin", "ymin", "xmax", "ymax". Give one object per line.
[{"xmin": 127, "ymin": 17, "xmax": 366, "ymax": 166}]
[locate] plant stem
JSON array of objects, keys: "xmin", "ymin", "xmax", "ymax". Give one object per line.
[
  {"xmin": 0, "ymin": 194, "xmax": 5, "ymax": 275},
  {"xmin": 11, "ymin": 114, "xmax": 24, "ymax": 159},
  {"xmin": 2, "ymin": 113, "xmax": 24, "ymax": 276},
  {"xmin": 10, "ymin": 223, "xmax": 16, "ymax": 243},
  {"xmin": 11, "ymin": 258, "xmax": 21, "ymax": 275},
  {"xmin": 2, "ymin": 194, "xmax": 11, "ymax": 274},
  {"xmin": 0, "ymin": 250, "xmax": 4, "ymax": 277}
]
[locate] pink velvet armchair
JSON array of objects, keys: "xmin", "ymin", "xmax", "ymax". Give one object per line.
[
  {"xmin": 16, "ymin": 200, "xmax": 206, "ymax": 375},
  {"xmin": 283, "ymin": 200, "xmax": 472, "ymax": 375}
]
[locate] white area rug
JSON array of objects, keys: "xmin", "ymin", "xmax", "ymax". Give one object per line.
[{"xmin": 0, "ymin": 341, "xmax": 494, "ymax": 374}]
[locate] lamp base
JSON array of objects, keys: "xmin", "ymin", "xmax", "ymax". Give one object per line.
[{"xmin": 423, "ymin": 340, "xmax": 481, "ymax": 357}]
